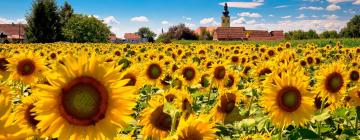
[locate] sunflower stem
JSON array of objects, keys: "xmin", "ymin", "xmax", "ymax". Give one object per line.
[
  {"xmin": 278, "ymin": 125, "xmax": 284, "ymax": 140},
  {"xmin": 317, "ymin": 98, "xmax": 326, "ymax": 137},
  {"xmin": 247, "ymin": 95, "xmax": 254, "ymax": 117},
  {"xmin": 355, "ymin": 106, "xmax": 359, "ymax": 134}
]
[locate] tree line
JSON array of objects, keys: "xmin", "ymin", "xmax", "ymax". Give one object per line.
[
  {"xmin": 25, "ymin": 0, "xmax": 111, "ymax": 43},
  {"xmin": 285, "ymin": 15, "xmax": 360, "ymax": 40}
]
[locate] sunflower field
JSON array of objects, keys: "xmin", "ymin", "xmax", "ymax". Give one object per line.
[{"xmin": 0, "ymin": 42, "xmax": 359, "ymax": 140}]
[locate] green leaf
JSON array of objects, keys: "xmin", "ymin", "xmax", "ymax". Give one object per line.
[
  {"xmin": 356, "ymin": 106, "xmax": 360, "ymax": 120},
  {"xmin": 312, "ymin": 110, "xmax": 331, "ymax": 122},
  {"xmin": 334, "ymin": 107, "xmax": 348, "ymax": 118},
  {"xmin": 297, "ymin": 128, "xmax": 320, "ymax": 139}
]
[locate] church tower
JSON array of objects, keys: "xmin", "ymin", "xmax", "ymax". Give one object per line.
[{"xmin": 221, "ymin": 3, "xmax": 230, "ymax": 27}]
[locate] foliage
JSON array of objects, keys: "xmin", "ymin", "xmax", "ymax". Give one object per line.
[
  {"xmin": 25, "ymin": 0, "xmax": 62, "ymax": 43},
  {"xmin": 340, "ymin": 15, "xmax": 360, "ymax": 38},
  {"xmin": 285, "ymin": 29, "xmax": 319, "ymax": 40},
  {"xmin": 320, "ymin": 30, "xmax": 339, "ymax": 39},
  {"xmin": 199, "ymin": 28, "xmax": 213, "ymax": 40},
  {"xmin": 62, "ymin": 14, "xmax": 111, "ymax": 43},
  {"xmin": 157, "ymin": 24, "xmax": 198, "ymax": 41},
  {"xmin": 136, "ymin": 27, "xmax": 156, "ymax": 42}
]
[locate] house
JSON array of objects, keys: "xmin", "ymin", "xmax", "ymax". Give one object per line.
[
  {"xmin": 0, "ymin": 23, "xmax": 26, "ymax": 43},
  {"xmin": 124, "ymin": 33, "xmax": 141, "ymax": 43},
  {"xmin": 109, "ymin": 33, "xmax": 117, "ymax": 43},
  {"xmin": 211, "ymin": 3, "xmax": 284, "ymax": 41}
]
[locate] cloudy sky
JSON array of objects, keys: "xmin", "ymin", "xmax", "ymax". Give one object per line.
[{"xmin": 0, "ymin": 0, "xmax": 359, "ymax": 38}]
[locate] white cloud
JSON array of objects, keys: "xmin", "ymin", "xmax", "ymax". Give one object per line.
[
  {"xmin": 269, "ymin": 14, "xmax": 274, "ymax": 17},
  {"xmin": 246, "ymin": 20, "xmax": 257, "ymax": 25},
  {"xmin": 275, "ymin": 5, "xmax": 288, "ymax": 8},
  {"xmin": 327, "ymin": 0, "xmax": 352, "ymax": 3},
  {"xmin": 296, "ymin": 14, "xmax": 306, "ymax": 19},
  {"xmin": 232, "ymin": 17, "xmax": 246, "ymax": 25},
  {"xmin": 161, "ymin": 20, "xmax": 169, "ymax": 25},
  {"xmin": 353, "ymin": 0, "xmax": 360, "ymax": 4},
  {"xmin": 253, "ymin": 0, "xmax": 264, "ymax": 2},
  {"xmin": 312, "ymin": 15, "xmax": 319, "ymax": 18},
  {"xmin": 182, "ymin": 16, "xmax": 192, "ymax": 21},
  {"xmin": 299, "ymin": 6, "xmax": 324, "ymax": 10},
  {"xmin": 326, "ymin": 4, "xmax": 341, "ymax": 11},
  {"xmin": 281, "ymin": 16, "xmax": 292, "ymax": 19},
  {"xmin": 0, "ymin": 17, "xmax": 26, "ymax": 24},
  {"xmin": 130, "ymin": 16, "xmax": 149, "ymax": 22},
  {"xmin": 103, "ymin": 16, "xmax": 120, "ymax": 25},
  {"xmin": 200, "ymin": 17, "xmax": 216, "ymax": 25},
  {"xmin": 235, "ymin": 19, "xmax": 346, "ymax": 33},
  {"xmin": 219, "ymin": 2, "xmax": 263, "ymax": 8},
  {"xmin": 184, "ymin": 22, "xmax": 196, "ymax": 28},
  {"xmin": 238, "ymin": 12, "xmax": 262, "ymax": 18},
  {"xmin": 323, "ymin": 14, "xmax": 338, "ymax": 20}
]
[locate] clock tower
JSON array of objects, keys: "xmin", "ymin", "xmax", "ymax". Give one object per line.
[{"xmin": 221, "ymin": 3, "xmax": 230, "ymax": 27}]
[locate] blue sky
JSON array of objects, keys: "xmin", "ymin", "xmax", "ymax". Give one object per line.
[{"xmin": 0, "ymin": 0, "xmax": 359, "ymax": 38}]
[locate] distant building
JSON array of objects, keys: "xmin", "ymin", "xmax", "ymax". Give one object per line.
[
  {"xmin": 210, "ymin": 3, "xmax": 284, "ymax": 41},
  {"xmin": 109, "ymin": 33, "xmax": 117, "ymax": 43},
  {"xmin": 0, "ymin": 23, "xmax": 25, "ymax": 43},
  {"xmin": 124, "ymin": 33, "xmax": 141, "ymax": 43}
]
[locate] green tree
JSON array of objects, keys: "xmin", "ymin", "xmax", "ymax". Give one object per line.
[
  {"xmin": 199, "ymin": 28, "xmax": 213, "ymax": 40},
  {"xmin": 62, "ymin": 14, "xmax": 111, "ymax": 43},
  {"xmin": 340, "ymin": 15, "xmax": 360, "ymax": 38},
  {"xmin": 25, "ymin": 0, "xmax": 62, "ymax": 43},
  {"xmin": 59, "ymin": 1, "xmax": 73, "ymax": 25},
  {"xmin": 59, "ymin": 1, "xmax": 74, "ymax": 40},
  {"xmin": 306, "ymin": 30, "xmax": 319, "ymax": 39},
  {"xmin": 136, "ymin": 27, "xmax": 156, "ymax": 42},
  {"xmin": 320, "ymin": 30, "xmax": 339, "ymax": 39}
]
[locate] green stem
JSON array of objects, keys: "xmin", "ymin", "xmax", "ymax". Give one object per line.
[
  {"xmin": 278, "ymin": 125, "xmax": 284, "ymax": 140},
  {"xmin": 247, "ymin": 95, "xmax": 254, "ymax": 117},
  {"xmin": 356, "ymin": 107, "xmax": 359, "ymax": 134},
  {"xmin": 170, "ymin": 113, "xmax": 178, "ymax": 133},
  {"xmin": 317, "ymin": 99, "xmax": 326, "ymax": 137}
]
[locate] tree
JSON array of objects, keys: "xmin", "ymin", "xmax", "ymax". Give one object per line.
[
  {"xmin": 168, "ymin": 24, "xmax": 198, "ymax": 40},
  {"xmin": 59, "ymin": 1, "xmax": 73, "ymax": 26},
  {"xmin": 340, "ymin": 15, "xmax": 360, "ymax": 38},
  {"xmin": 62, "ymin": 14, "xmax": 111, "ymax": 43},
  {"xmin": 199, "ymin": 28, "xmax": 213, "ymax": 40},
  {"xmin": 59, "ymin": 1, "xmax": 74, "ymax": 40},
  {"xmin": 137, "ymin": 27, "xmax": 156, "ymax": 42},
  {"xmin": 320, "ymin": 30, "xmax": 339, "ymax": 39},
  {"xmin": 306, "ymin": 29, "xmax": 319, "ymax": 39},
  {"xmin": 25, "ymin": 0, "xmax": 62, "ymax": 43}
]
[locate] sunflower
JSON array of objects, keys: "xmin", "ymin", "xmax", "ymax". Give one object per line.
[
  {"xmin": 139, "ymin": 97, "xmax": 176, "ymax": 139},
  {"xmin": 9, "ymin": 96, "xmax": 41, "ymax": 137},
  {"xmin": 348, "ymin": 86, "xmax": 360, "ymax": 107},
  {"xmin": 210, "ymin": 62, "xmax": 227, "ymax": 87},
  {"xmin": 348, "ymin": 68, "xmax": 359, "ymax": 83},
  {"xmin": 260, "ymin": 70, "xmax": 314, "ymax": 128},
  {"xmin": 314, "ymin": 62, "xmax": 348, "ymax": 110},
  {"xmin": 0, "ymin": 84, "xmax": 27, "ymax": 139},
  {"xmin": 172, "ymin": 115, "xmax": 217, "ymax": 140},
  {"xmin": 211, "ymin": 89, "xmax": 243, "ymax": 123},
  {"xmin": 143, "ymin": 61, "xmax": 166, "ymax": 86},
  {"xmin": 0, "ymin": 52, "xmax": 10, "ymax": 79},
  {"xmin": 33, "ymin": 54, "xmax": 137, "ymax": 139},
  {"xmin": 177, "ymin": 61, "xmax": 201, "ymax": 87},
  {"xmin": 120, "ymin": 64, "xmax": 144, "ymax": 89},
  {"xmin": 7, "ymin": 52, "xmax": 46, "ymax": 84}
]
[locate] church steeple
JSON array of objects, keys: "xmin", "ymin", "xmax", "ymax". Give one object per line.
[
  {"xmin": 223, "ymin": 3, "xmax": 229, "ymax": 17},
  {"xmin": 221, "ymin": 3, "xmax": 230, "ymax": 27}
]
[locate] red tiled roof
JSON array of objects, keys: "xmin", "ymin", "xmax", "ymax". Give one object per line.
[
  {"xmin": 0, "ymin": 24, "xmax": 25, "ymax": 39},
  {"xmin": 214, "ymin": 27, "xmax": 246, "ymax": 40},
  {"xmin": 124, "ymin": 33, "xmax": 140, "ymax": 40}
]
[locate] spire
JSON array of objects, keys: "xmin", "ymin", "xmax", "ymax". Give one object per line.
[{"xmin": 223, "ymin": 2, "xmax": 229, "ymax": 17}]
